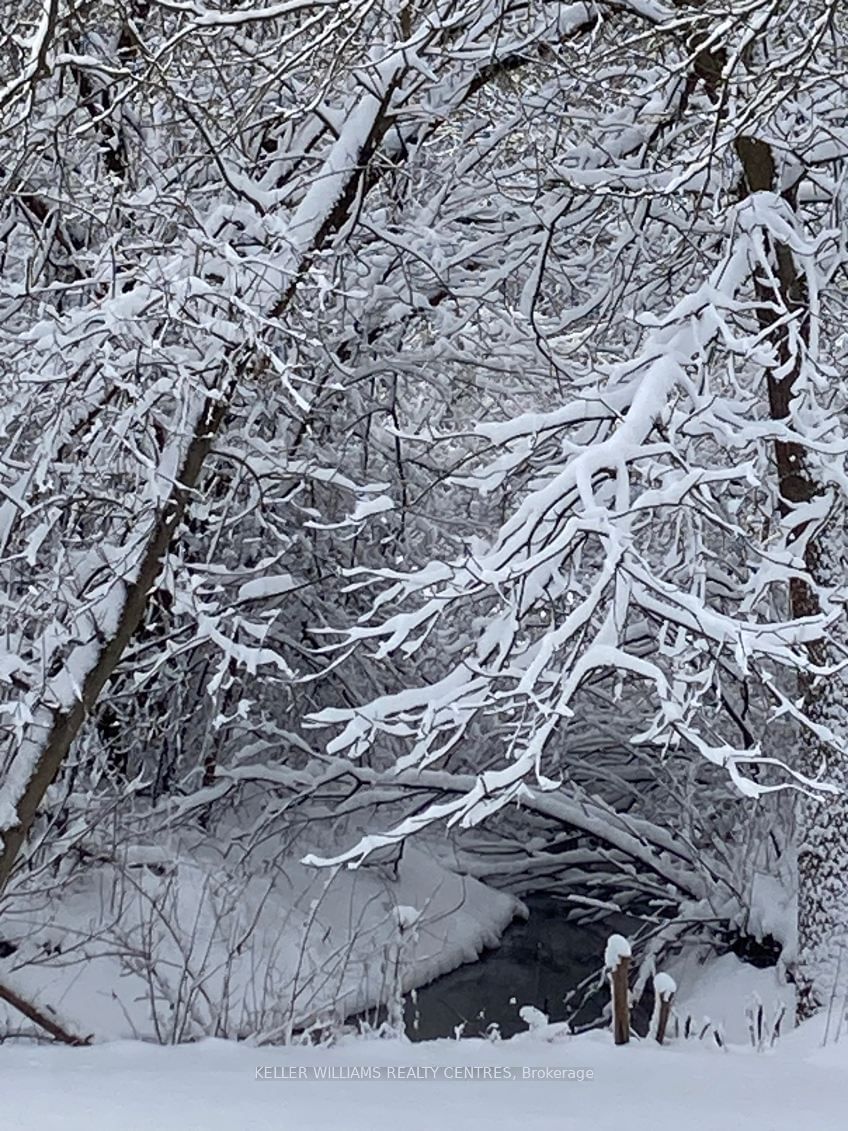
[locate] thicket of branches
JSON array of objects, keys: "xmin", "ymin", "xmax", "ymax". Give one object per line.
[{"xmin": 0, "ymin": 0, "xmax": 846, "ymax": 1034}]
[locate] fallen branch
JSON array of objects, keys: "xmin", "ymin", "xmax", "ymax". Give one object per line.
[{"xmin": 0, "ymin": 981, "xmax": 92, "ymax": 1046}]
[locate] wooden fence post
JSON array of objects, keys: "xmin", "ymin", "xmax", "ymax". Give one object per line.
[
  {"xmin": 651, "ymin": 972, "xmax": 677, "ymax": 1045},
  {"xmin": 605, "ymin": 934, "xmax": 631, "ymax": 1045}
]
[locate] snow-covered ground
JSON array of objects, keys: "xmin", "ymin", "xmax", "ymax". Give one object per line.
[
  {"xmin": 671, "ymin": 950, "xmax": 794, "ymax": 1044},
  {"xmin": 0, "ymin": 846, "xmax": 826, "ymax": 1130},
  {"xmin": 0, "ymin": 844, "xmax": 520, "ymax": 1042},
  {"xmin": 2, "ymin": 1015, "xmax": 846, "ymax": 1131}
]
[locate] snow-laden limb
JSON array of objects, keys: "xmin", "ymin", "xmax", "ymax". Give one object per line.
[
  {"xmin": 174, "ymin": 0, "xmax": 338, "ymax": 27},
  {"xmin": 299, "ymin": 763, "xmax": 714, "ymax": 904},
  {"xmin": 312, "ymin": 228, "xmax": 837, "ymax": 813},
  {"xmin": 0, "ymin": 0, "xmax": 609, "ymax": 893},
  {"xmin": 0, "ymin": 378, "xmax": 230, "ymax": 882},
  {"xmin": 0, "ymin": 0, "xmax": 59, "ymax": 109},
  {"xmin": 0, "ymin": 3, "xmax": 407, "ymax": 874},
  {"xmin": 309, "ymin": 7, "xmax": 848, "ymax": 903}
]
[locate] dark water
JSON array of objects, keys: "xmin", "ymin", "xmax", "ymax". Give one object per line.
[{"xmin": 402, "ymin": 895, "xmax": 639, "ymax": 1041}]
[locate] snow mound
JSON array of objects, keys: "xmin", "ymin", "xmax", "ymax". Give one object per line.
[{"xmin": 0, "ymin": 844, "xmax": 520, "ymax": 1043}]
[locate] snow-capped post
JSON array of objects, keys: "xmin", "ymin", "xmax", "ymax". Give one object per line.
[
  {"xmin": 650, "ymin": 973, "xmax": 677, "ymax": 1046},
  {"xmin": 605, "ymin": 934, "xmax": 631, "ymax": 1045}
]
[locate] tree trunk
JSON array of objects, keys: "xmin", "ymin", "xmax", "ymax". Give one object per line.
[
  {"xmin": 794, "ymin": 537, "xmax": 848, "ymax": 1020},
  {"xmin": 734, "ymin": 133, "xmax": 848, "ymax": 1021}
]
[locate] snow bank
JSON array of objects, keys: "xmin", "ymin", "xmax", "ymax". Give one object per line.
[
  {"xmin": 669, "ymin": 951, "xmax": 794, "ymax": 1045},
  {"xmin": 0, "ymin": 844, "xmax": 520, "ymax": 1043}
]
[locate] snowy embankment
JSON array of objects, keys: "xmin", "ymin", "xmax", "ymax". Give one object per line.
[
  {"xmin": 0, "ymin": 845, "xmax": 520, "ymax": 1042},
  {"xmin": 2, "ymin": 1015, "xmax": 846, "ymax": 1131}
]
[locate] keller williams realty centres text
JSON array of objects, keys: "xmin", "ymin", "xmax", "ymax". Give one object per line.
[{"xmin": 254, "ymin": 1067, "xmax": 595, "ymax": 1081}]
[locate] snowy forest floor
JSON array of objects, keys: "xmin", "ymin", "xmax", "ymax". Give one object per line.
[{"xmin": 3, "ymin": 1013, "xmax": 845, "ymax": 1131}]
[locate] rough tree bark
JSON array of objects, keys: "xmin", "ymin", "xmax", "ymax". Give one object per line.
[
  {"xmin": 734, "ymin": 134, "xmax": 848, "ymax": 1022},
  {"xmin": 643, "ymin": 2, "xmax": 846, "ymax": 1019}
]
